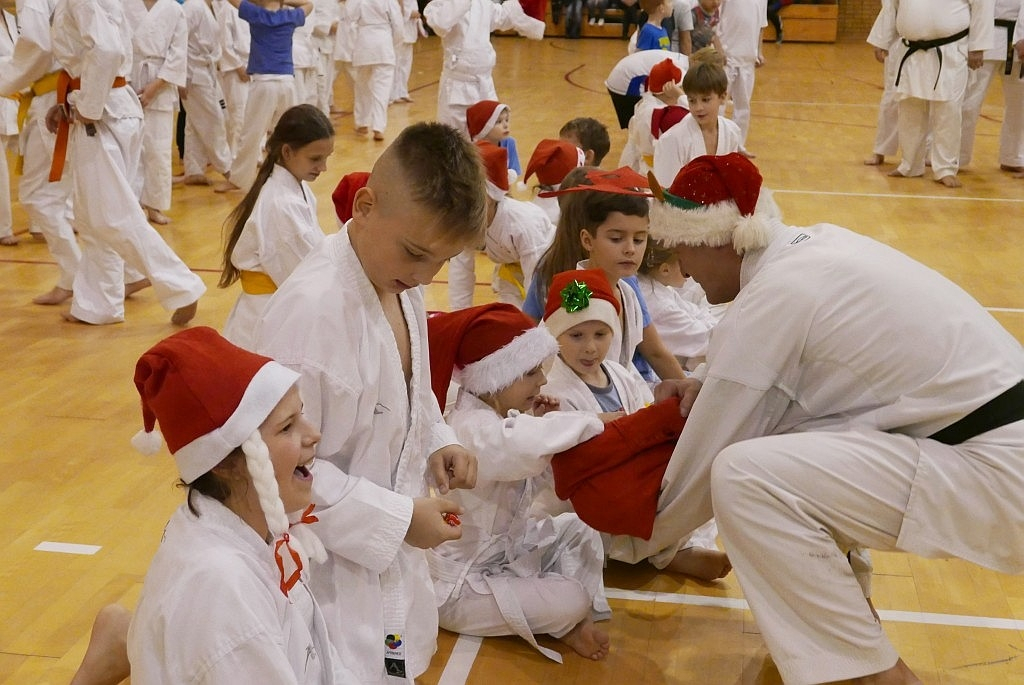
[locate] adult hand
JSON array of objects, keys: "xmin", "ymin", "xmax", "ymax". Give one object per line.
[
  {"xmin": 653, "ymin": 377, "xmax": 702, "ymax": 416},
  {"xmin": 428, "ymin": 444, "xmax": 478, "ymax": 493},
  {"xmin": 405, "ymin": 497, "xmax": 462, "ymax": 548},
  {"xmin": 873, "ymin": 47, "xmax": 887, "ymax": 63},
  {"xmin": 967, "ymin": 50, "xmax": 983, "ymax": 70}
]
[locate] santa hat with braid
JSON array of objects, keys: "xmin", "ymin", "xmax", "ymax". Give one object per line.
[{"xmin": 132, "ymin": 327, "xmax": 325, "ymax": 596}]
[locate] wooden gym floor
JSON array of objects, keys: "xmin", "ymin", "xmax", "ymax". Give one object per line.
[{"xmin": 1, "ymin": 35, "xmax": 1022, "ymax": 685}]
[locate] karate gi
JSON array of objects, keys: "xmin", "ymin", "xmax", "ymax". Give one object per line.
[
  {"xmin": 652, "ymin": 112, "xmax": 742, "ymax": 186},
  {"xmin": 960, "ymin": 0, "xmax": 1024, "ymax": 168},
  {"xmin": 604, "ymin": 50, "xmax": 688, "ymax": 128},
  {"xmin": 256, "ymin": 226, "xmax": 458, "ymax": 683},
  {"xmin": 293, "ymin": 8, "xmax": 319, "ymax": 105},
  {"xmin": 623, "ymin": 221, "xmax": 1024, "ymax": 684},
  {"xmin": 311, "ymin": 0, "xmax": 339, "ymax": 113},
  {"xmin": 0, "ymin": 9, "xmax": 17, "ymax": 242},
  {"xmin": 348, "ymin": 0, "xmax": 403, "ymax": 134},
  {"xmin": 213, "ymin": 0, "xmax": 250, "ymax": 158},
  {"xmin": 0, "ymin": 0, "xmax": 80, "ymax": 291},
  {"xmin": 618, "ymin": 92, "xmax": 668, "ymax": 175},
  {"xmin": 423, "ymin": 0, "xmax": 544, "ymax": 129},
  {"xmin": 866, "ymin": 1, "xmax": 901, "ymax": 160},
  {"xmin": 635, "ymin": 274, "xmax": 717, "ymax": 363},
  {"xmin": 428, "ymin": 391, "xmax": 608, "ymax": 661},
  {"xmin": 390, "ymin": 0, "xmax": 419, "ymax": 102},
  {"xmin": 51, "ymin": 0, "xmax": 206, "ymax": 324},
  {"xmin": 875, "ymin": 0, "xmax": 994, "ymax": 179},
  {"xmin": 223, "ymin": 164, "xmax": 325, "ymax": 351},
  {"xmin": 125, "ymin": 0, "xmax": 186, "ymax": 213},
  {"xmin": 128, "ymin": 493, "xmax": 350, "ymax": 684},
  {"xmin": 717, "ymin": 0, "xmax": 766, "ymax": 148},
  {"xmin": 531, "ymin": 193, "xmax": 559, "ymax": 225},
  {"xmin": 181, "ymin": 0, "xmax": 233, "ymax": 179}
]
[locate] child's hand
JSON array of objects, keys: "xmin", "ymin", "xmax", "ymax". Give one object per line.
[
  {"xmin": 531, "ymin": 394, "xmax": 560, "ymax": 416},
  {"xmin": 598, "ymin": 411, "xmax": 625, "ymax": 423},
  {"xmin": 661, "ymin": 81, "xmax": 683, "ymax": 102},
  {"xmin": 428, "ymin": 444, "xmax": 478, "ymax": 494},
  {"xmin": 406, "ymin": 497, "xmax": 463, "ymax": 548}
]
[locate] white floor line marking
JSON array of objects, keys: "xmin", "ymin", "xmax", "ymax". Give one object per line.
[
  {"xmin": 438, "ymin": 634, "xmax": 483, "ymax": 685},
  {"xmin": 986, "ymin": 307, "xmax": 1024, "ymax": 314},
  {"xmin": 605, "ymin": 588, "xmax": 1024, "ymax": 631},
  {"xmin": 771, "ymin": 188, "xmax": 1024, "ymax": 203},
  {"xmin": 34, "ymin": 541, "xmax": 101, "ymax": 555}
]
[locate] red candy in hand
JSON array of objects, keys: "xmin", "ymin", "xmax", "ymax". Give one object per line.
[{"xmin": 442, "ymin": 512, "xmax": 461, "ymax": 526}]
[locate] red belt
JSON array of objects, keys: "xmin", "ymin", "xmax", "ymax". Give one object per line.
[{"xmin": 48, "ymin": 71, "xmax": 128, "ymax": 182}]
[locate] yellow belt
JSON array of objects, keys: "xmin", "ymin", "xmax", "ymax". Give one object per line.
[
  {"xmin": 239, "ymin": 270, "xmax": 277, "ymax": 295},
  {"xmin": 641, "ymin": 153, "xmax": 654, "ymax": 169},
  {"xmin": 13, "ymin": 72, "xmax": 60, "ymax": 174},
  {"xmin": 496, "ymin": 262, "xmax": 525, "ymax": 301}
]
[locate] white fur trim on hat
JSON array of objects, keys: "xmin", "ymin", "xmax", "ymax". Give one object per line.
[
  {"xmin": 649, "ymin": 192, "xmax": 777, "ymax": 253},
  {"xmin": 543, "ymin": 298, "xmax": 621, "ymax": 341},
  {"xmin": 485, "ymin": 179, "xmax": 508, "ymax": 201},
  {"xmin": 173, "ymin": 361, "xmax": 300, "ymax": 484},
  {"xmin": 457, "ymin": 326, "xmax": 559, "ymax": 397}
]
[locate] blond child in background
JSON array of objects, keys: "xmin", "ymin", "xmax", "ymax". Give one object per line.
[
  {"xmin": 466, "ymin": 99, "xmax": 522, "ymax": 175},
  {"xmin": 523, "ymin": 138, "xmax": 587, "ymax": 225},
  {"xmin": 619, "ymin": 57, "xmax": 686, "ymax": 175},
  {"xmin": 426, "ymin": 303, "xmax": 612, "ymax": 662}
]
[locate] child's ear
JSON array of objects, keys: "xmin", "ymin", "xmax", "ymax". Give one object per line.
[
  {"xmin": 580, "ymin": 229, "xmax": 595, "ymax": 252},
  {"xmin": 583, "ymin": 150, "xmax": 596, "ymax": 165},
  {"xmin": 351, "ymin": 186, "xmax": 375, "ymax": 221}
]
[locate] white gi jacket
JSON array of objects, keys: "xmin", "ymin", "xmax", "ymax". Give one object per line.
[
  {"xmin": 256, "ymin": 226, "xmax": 460, "ymax": 682},
  {"xmin": 0, "ymin": 11, "xmax": 17, "ymax": 137},
  {"xmin": 652, "ymin": 113, "xmax": 743, "ymax": 187},
  {"xmin": 223, "ymin": 164, "xmax": 325, "ymax": 351},
  {"xmin": 485, "ymin": 197, "xmax": 555, "ymax": 308},
  {"xmin": 635, "ymin": 274, "xmax": 717, "ymax": 362},
  {"xmin": 125, "ymin": 0, "xmax": 187, "ymax": 111},
  {"xmin": 214, "ymin": 0, "xmax": 251, "ymax": 73},
  {"xmin": 542, "ymin": 355, "xmax": 654, "ymax": 414},
  {"xmin": 183, "ymin": 0, "xmax": 223, "ymax": 88},
  {"xmin": 348, "ymin": 0, "xmax": 403, "ymax": 67},
  {"xmin": 428, "ymin": 392, "xmax": 607, "ymax": 659},
  {"xmin": 619, "ymin": 92, "xmax": 667, "ymax": 175},
  {"xmin": 128, "ymin": 494, "xmax": 352, "ymax": 684}
]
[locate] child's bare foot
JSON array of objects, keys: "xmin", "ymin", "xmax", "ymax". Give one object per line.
[
  {"xmin": 1015, "ymin": 170, "xmax": 1024, "ymax": 179},
  {"xmin": 144, "ymin": 206, "xmax": 171, "ymax": 225},
  {"xmin": 355, "ymin": 126, "xmax": 369, "ymax": 135},
  {"xmin": 999, "ymin": 164, "xmax": 1023, "ymax": 173},
  {"xmin": 182, "ymin": 174, "xmax": 211, "ymax": 186},
  {"xmin": 69, "ymin": 604, "xmax": 132, "ymax": 685},
  {"xmin": 935, "ymin": 174, "xmax": 961, "ymax": 188},
  {"xmin": 213, "ymin": 180, "xmax": 241, "ymax": 193},
  {"xmin": 850, "ymin": 658, "xmax": 923, "ymax": 685},
  {"xmin": 171, "ymin": 300, "xmax": 198, "ymax": 326},
  {"xmin": 124, "ymin": 278, "xmax": 151, "ymax": 298},
  {"xmin": 664, "ymin": 547, "xmax": 732, "ymax": 581},
  {"xmin": 33, "ymin": 286, "xmax": 73, "ymax": 305},
  {"xmin": 887, "ymin": 168, "xmax": 909, "ymax": 178},
  {"xmin": 863, "ymin": 153, "xmax": 884, "ymax": 166},
  {"xmin": 373, "ymin": 130, "xmax": 385, "ymax": 141},
  {"xmin": 0, "ymin": 234, "xmax": 19, "ymax": 246},
  {"xmin": 556, "ymin": 617, "xmax": 610, "ymax": 661},
  {"xmin": 61, "ymin": 310, "xmax": 87, "ymax": 323}
]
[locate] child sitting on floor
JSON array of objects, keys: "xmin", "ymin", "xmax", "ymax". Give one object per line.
[
  {"xmin": 523, "ymin": 138, "xmax": 587, "ymax": 225},
  {"xmin": 466, "ymin": 99, "xmax": 522, "ymax": 177}
]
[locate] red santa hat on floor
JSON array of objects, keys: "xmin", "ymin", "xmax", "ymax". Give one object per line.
[
  {"xmin": 427, "ymin": 304, "xmax": 559, "ymax": 410},
  {"xmin": 332, "ymin": 171, "xmax": 370, "ymax": 224},
  {"xmin": 131, "ymin": 327, "xmax": 324, "ymax": 595},
  {"xmin": 648, "ymin": 152, "xmax": 773, "ymax": 253},
  {"xmin": 543, "ymin": 268, "xmax": 621, "ymax": 340},
  {"xmin": 475, "ymin": 141, "xmax": 514, "ymax": 201},
  {"xmin": 647, "ymin": 58, "xmax": 683, "ymax": 94},
  {"xmin": 466, "ymin": 100, "xmax": 509, "ymax": 142},
  {"xmin": 524, "ymin": 139, "xmax": 586, "ymax": 188}
]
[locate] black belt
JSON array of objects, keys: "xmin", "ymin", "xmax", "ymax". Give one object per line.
[
  {"xmin": 994, "ymin": 18, "xmax": 1022, "ymax": 78},
  {"xmin": 928, "ymin": 381, "xmax": 1024, "ymax": 445},
  {"xmin": 895, "ymin": 28, "xmax": 970, "ymax": 90}
]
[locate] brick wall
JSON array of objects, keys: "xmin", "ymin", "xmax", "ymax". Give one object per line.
[{"xmin": 837, "ymin": 0, "xmax": 881, "ymax": 41}]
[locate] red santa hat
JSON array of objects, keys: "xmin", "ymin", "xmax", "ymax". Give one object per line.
[
  {"xmin": 647, "ymin": 58, "xmax": 683, "ymax": 94},
  {"xmin": 466, "ymin": 100, "xmax": 509, "ymax": 141},
  {"xmin": 427, "ymin": 304, "xmax": 559, "ymax": 410},
  {"xmin": 331, "ymin": 171, "xmax": 370, "ymax": 224},
  {"xmin": 537, "ymin": 166, "xmax": 653, "ymax": 198},
  {"xmin": 524, "ymin": 139, "xmax": 586, "ymax": 188},
  {"xmin": 131, "ymin": 327, "xmax": 324, "ymax": 595},
  {"xmin": 648, "ymin": 152, "xmax": 773, "ymax": 253},
  {"xmin": 542, "ymin": 269, "xmax": 621, "ymax": 340},
  {"xmin": 475, "ymin": 140, "xmax": 512, "ymax": 201}
]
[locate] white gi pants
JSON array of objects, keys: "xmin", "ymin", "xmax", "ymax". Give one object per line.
[
  {"xmin": 724, "ymin": 59, "xmax": 756, "ymax": 148},
  {"xmin": 67, "ymin": 113, "xmax": 206, "ymax": 323},
  {"xmin": 230, "ymin": 76, "xmax": 296, "ymax": 192},
  {"xmin": 317, "ymin": 50, "xmax": 335, "ymax": 114},
  {"xmin": 710, "ymin": 423, "xmax": 1024, "ymax": 685},
  {"xmin": 352, "ymin": 63, "xmax": 394, "ymax": 133},
  {"xmin": 447, "ymin": 248, "xmax": 477, "ymax": 310},
  {"xmin": 218, "ymin": 70, "xmax": 250, "ymax": 159},
  {"xmin": 294, "ymin": 66, "xmax": 318, "ymax": 107},
  {"xmin": 139, "ymin": 107, "xmax": 173, "ymax": 211},
  {"xmin": 19, "ymin": 95, "xmax": 80, "ymax": 290},
  {"xmin": 872, "ymin": 54, "xmax": 900, "ymax": 157},
  {"xmin": 960, "ymin": 60, "xmax": 1024, "ymax": 168},
  {"xmin": 0, "ymin": 136, "xmax": 12, "ymax": 240},
  {"xmin": 896, "ymin": 96, "xmax": 961, "ymax": 178},
  {"xmin": 183, "ymin": 81, "xmax": 232, "ymax": 177},
  {"xmin": 391, "ymin": 42, "xmax": 413, "ymax": 101}
]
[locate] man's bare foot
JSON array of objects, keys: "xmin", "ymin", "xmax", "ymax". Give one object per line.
[
  {"xmin": 171, "ymin": 300, "xmax": 198, "ymax": 326},
  {"xmin": 182, "ymin": 174, "xmax": 211, "ymax": 186},
  {"xmin": 69, "ymin": 604, "xmax": 132, "ymax": 685},
  {"xmin": 0, "ymin": 234, "xmax": 19, "ymax": 246},
  {"xmin": 664, "ymin": 547, "xmax": 732, "ymax": 581},
  {"xmin": 863, "ymin": 154, "xmax": 885, "ymax": 166},
  {"xmin": 144, "ymin": 207, "xmax": 171, "ymax": 225},
  {"xmin": 124, "ymin": 278, "xmax": 151, "ymax": 298},
  {"xmin": 373, "ymin": 130, "xmax": 385, "ymax": 141},
  {"xmin": 556, "ymin": 617, "xmax": 610, "ymax": 661},
  {"xmin": 213, "ymin": 180, "xmax": 241, "ymax": 193},
  {"xmin": 936, "ymin": 175, "xmax": 961, "ymax": 188},
  {"xmin": 849, "ymin": 658, "xmax": 923, "ymax": 685},
  {"xmin": 33, "ymin": 286, "xmax": 73, "ymax": 306}
]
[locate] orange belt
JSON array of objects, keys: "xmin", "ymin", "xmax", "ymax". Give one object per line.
[
  {"xmin": 239, "ymin": 270, "xmax": 278, "ymax": 295},
  {"xmin": 48, "ymin": 71, "xmax": 128, "ymax": 182}
]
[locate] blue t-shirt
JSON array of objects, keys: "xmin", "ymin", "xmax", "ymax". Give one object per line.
[
  {"xmin": 499, "ymin": 137, "xmax": 522, "ymax": 176},
  {"xmin": 239, "ymin": 0, "xmax": 307, "ymax": 75},
  {"xmin": 636, "ymin": 22, "xmax": 670, "ymax": 51}
]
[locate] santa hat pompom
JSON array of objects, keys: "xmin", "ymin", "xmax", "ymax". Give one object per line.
[{"xmin": 131, "ymin": 427, "xmax": 164, "ymax": 456}]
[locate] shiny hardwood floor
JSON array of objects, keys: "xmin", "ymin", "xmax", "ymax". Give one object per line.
[{"xmin": 1, "ymin": 35, "xmax": 1022, "ymax": 685}]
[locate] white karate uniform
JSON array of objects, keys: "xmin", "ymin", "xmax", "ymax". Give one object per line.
[
  {"xmin": 182, "ymin": 0, "xmax": 233, "ymax": 178},
  {"xmin": 349, "ymin": 0, "xmax": 402, "ymax": 134},
  {"xmin": 605, "ymin": 50, "xmax": 689, "ymax": 95},
  {"xmin": 531, "ymin": 193, "xmax": 559, "ymax": 225},
  {"xmin": 0, "ymin": 10, "xmax": 17, "ymax": 241},
  {"xmin": 256, "ymin": 226, "xmax": 459, "ymax": 683},
  {"xmin": 293, "ymin": 13, "xmax": 319, "ymax": 105},
  {"xmin": 718, "ymin": 0, "xmax": 766, "ymax": 148},
  {"xmin": 50, "ymin": 0, "xmax": 207, "ymax": 323},
  {"xmin": 223, "ymin": 164, "xmax": 325, "ymax": 351},
  {"xmin": 0, "ymin": 0, "xmax": 80, "ymax": 291},
  {"xmin": 622, "ymin": 221, "xmax": 1024, "ymax": 684},
  {"xmin": 619, "ymin": 92, "xmax": 667, "ymax": 175},
  {"xmin": 423, "ymin": 0, "xmax": 544, "ymax": 129},
  {"xmin": 311, "ymin": 0, "xmax": 339, "ymax": 113},
  {"xmin": 866, "ymin": 1, "xmax": 902, "ymax": 159},
  {"xmin": 429, "ymin": 391, "xmax": 608, "ymax": 661},
  {"xmin": 213, "ymin": 0, "xmax": 251, "ymax": 158},
  {"xmin": 876, "ymin": 0, "xmax": 995, "ymax": 178},
  {"xmin": 635, "ymin": 274, "xmax": 717, "ymax": 363},
  {"xmin": 125, "ymin": 0, "xmax": 187, "ymax": 212},
  {"xmin": 128, "ymin": 493, "xmax": 349, "ymax": 684},
  {"xmin": 960, "ymin": 0, "xmax": 1024, "ymax": 168},
  {"xmin": 390, "ymin": 0, "xmax": 418, "ymax": 102},
  {"xmin": 652, "ymin": 112, "xmax": 742, "ymax": 186}
]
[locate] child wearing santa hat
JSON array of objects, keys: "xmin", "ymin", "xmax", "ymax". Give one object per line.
[
  {"xmin": 539, "ymin": 269, "xmax": 731, "ymax": 582},
  {"xmin": 465, "ymin": 99, "xmax": 522, "ymax": 176},
  {"xmin": 426, "ymin": 302, "xmax": 612, "ymax": 662},
  {"xmin": 523, "ymin": 138, "xmax": 587, "ymax": 225},
  {"xmin": 447, "ymin": 141, "xmax": 556, "ymax": 311},
  {"xmin": 619, "ymin": 57, "xmax": 688, "ymax": 176}
]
